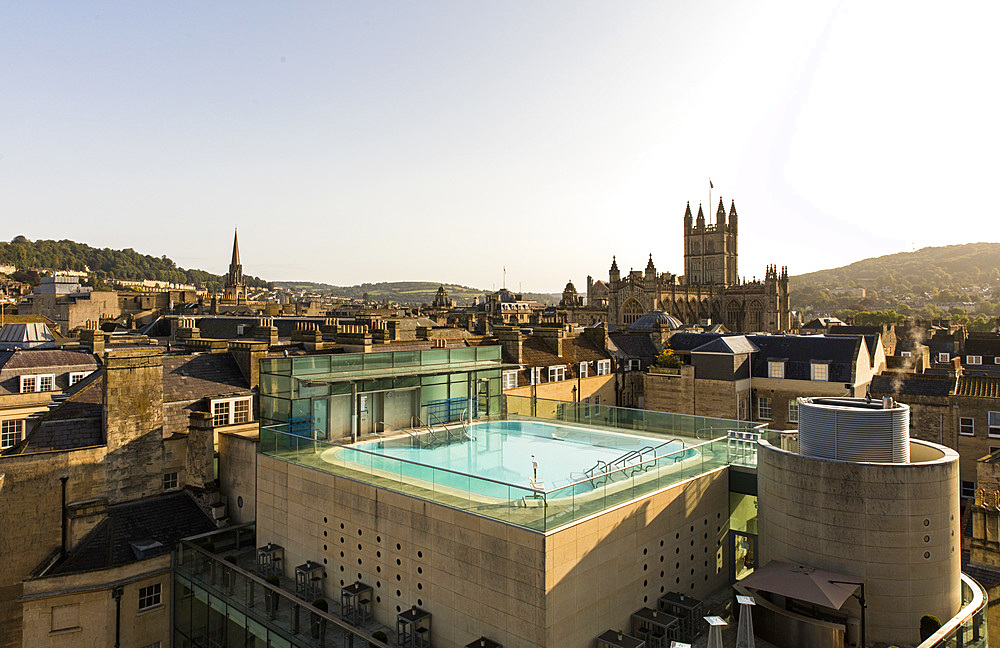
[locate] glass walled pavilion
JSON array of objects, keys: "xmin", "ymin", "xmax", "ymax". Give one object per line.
[{"xmin": 260, "ymin": 346, "xmax": 507, "ymax": 441}]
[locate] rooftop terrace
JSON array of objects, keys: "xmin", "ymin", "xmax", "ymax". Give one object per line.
[{"xmin": 260, "ymin": 396, "xmax": 770, "ymax": 533}]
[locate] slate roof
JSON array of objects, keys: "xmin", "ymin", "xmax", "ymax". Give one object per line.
[
  {"xmin": 664, "ymin": 332, "xmax": 724, "ymax": 353},
  {"xmin": 827, "ymin": 325, "xmax": 884, "ymax": 337},
  {"xmin": 965, "ymin": 336, "xmax": 1000, "ymax": 357},
  {"xmin": 517, "ymin": 336, "xmax": 611, "ymax": 368},
  {"xmin": 869, "ymin": 373, "xmax": 956, "ymax": 398},
  {"xmin": 665, "ymin": 333, "xmax": 862, "ymax": 381},
  {"xmin": 6, "ymin": 374, "xmax": 105, "ymax": 454},
  {"xmin": 0, "ymin": 348, "xmax": 97, "ymax": 371},
  {"xmin": 608, "ymin": 334, "xmax": 659, "ymax": 362},
  {"xmin": 47, "ymin": 492, "xmax": 216, "ymax": 576},
  {"xmin": 691, "ymin": 335, "xmax": 758, "ymax": 355},
  {"xmin": 162, "ymin": 354, "xmax": 251, "ymax": 403},
  {"xmin": 956, "ymin": 376, "xmax": 1000, "ymax": 399}
]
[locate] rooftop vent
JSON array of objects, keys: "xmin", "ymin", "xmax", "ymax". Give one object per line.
[
  {"xmin": 797, "ymin": 396, "xmax": 910, "ymax": 463},
  {"xmin": 129, "ymin": 538, "xmax": 165, "ymax": 560}
]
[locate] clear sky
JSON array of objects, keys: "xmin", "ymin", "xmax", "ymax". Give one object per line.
[{"xmin": 1, "ymin": 2, "xmax": 997, "ymax": 292}]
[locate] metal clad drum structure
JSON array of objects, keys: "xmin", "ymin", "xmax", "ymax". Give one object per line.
[{"xmin": 797, "ymin": 397, "xmax": 909, "ymax": 463}]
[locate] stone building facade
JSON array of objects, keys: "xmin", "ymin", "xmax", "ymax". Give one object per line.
[
  {"xmin": 580, "ymin": 200, "xmax": 790, "ymax": 333},
  {"xmin": 0, "ymin": 341, "xmax": 260, "ymax": 648}
]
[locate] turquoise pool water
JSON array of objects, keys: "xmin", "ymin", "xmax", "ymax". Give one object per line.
[{"xmin": 331, "ymin": 420, "xmax": 693, "ymax": 498}]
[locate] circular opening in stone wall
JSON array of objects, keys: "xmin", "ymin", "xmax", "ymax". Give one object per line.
[{"xmin": 924, "ymin": 552, "xmax": 931, "ymax": 559}]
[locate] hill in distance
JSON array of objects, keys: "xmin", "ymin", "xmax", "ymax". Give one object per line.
[
  {"xmin": 275, "ymin": 280, "xmax": 560, "ymax": 307},
  {"xmin": 0, "ymin": 236, "xmax": 271, "ymax": 293},
  {"xmin": 791, "ymin": 242, "xmax": 1000, "ymax": 314}
]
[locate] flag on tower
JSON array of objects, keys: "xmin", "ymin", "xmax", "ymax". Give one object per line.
[{"xmin": 710, "ymin": 179, "xmax": 713, "ymax": 189}]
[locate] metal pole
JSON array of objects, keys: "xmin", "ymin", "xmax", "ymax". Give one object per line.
[
  {"xmin": 112, "ymin": 585, "xmax": 123, "ymax": 648},
  {"xmin": 859, "ymin": 584, "xmax": 866, "ymax": 648},
  {"xmin": 830, "ymin": 580, "xmax": 866, "ymax": 648}
]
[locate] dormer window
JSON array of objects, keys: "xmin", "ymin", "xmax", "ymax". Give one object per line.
[
  {"xmin": 548, "ymin": 366, "xmax": 566, "ymax": 382},
  {"xmin": 768, "ymin": 361, "xmax": 784, "ymax": 379},
  {"xmin": 69, "ymin": 371, "xmax": 92, "ymax": 386},
  {"xmin": 596, "ymin": 360, "xmax": 611, "ymax": 376},
  {"xmin": 211, "ymin": 396, "xmax": 253, "ymax": 427},
  {"xmin": 502, "ymin": 371, "xmax": 518, "ymax": 390},
  {"xmin": 967, "ymin": 355, "xmax": 983, "ymax": 365},
  {"xmin": 20, "ymin": 374, "xmax": 56, "ymax": 393},
  {"xmin": 810, "ymin": 363, "xmax": 829, "ymax": 382},
  {"xmin": 579, "ymin": 362, "xmax": 588, "ymax": 379},
  {"xmin": 938, "ymin": 352, "xmax": 950, "ymax": 363}
]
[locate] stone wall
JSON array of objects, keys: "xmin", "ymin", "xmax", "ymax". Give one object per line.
[
  {"xmin": 20, "ymin": 557, "xmax": 171, "ymax": 648},
  {"xmin": 256, "ymin": 454, "xmax": 730, "ymax": 648},
  {"xmin": 544, "ymin": 468, "xmax": 731, "ymax": 647},
  {"xmin": 103, "ymin": 347, "xmax": 165, "ymax": 501},
  {"xmin": 219, "ymin": 431, "xmax": 258, "ymax": 525},
  {"xmin": 0, "ymin": 446, "xmax": 107, "ymax": 648},
  {"xmin": 757, "ymin": 440, "xmax": 961, "ymax": 645},
  {"xmin": 256, "ymin": 454, "xmax": 547, "ymax": 647},
  {"xmin": 505, "ymin": 374, "xmax": 616, "ymax": 406}
]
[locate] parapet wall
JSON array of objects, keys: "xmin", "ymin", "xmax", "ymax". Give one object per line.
[{"xmin": 757, "ymin": 439, "xmax": 961, "ymax": 645}]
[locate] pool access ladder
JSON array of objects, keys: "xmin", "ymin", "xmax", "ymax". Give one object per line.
[{"xmin": 580, "ymin": 438, "xmax": 686, "ymax": 486}]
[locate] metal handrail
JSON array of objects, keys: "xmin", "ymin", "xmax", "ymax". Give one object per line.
[
  {"xmin": 916, "ymin": 573, "xmax": 987, "ymax": 647},
  {"xmin": 178, "ymin": 535, "xmax": 390, "ymax": 648},
  {"xmin": 380, "ymin": 421, "xmax": 420, "ymax": 446},
  {"xmin": 552, "ymin": 436, "xmax": 725, "ymax": 494}
]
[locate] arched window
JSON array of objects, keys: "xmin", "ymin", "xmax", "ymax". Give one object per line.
[
  {"xmin": 748, "ymin": 300, "xmax": 764, "ymax": 331},
  {"xmin": 727, "ymin": 301, "xmax": 742, "ymax": 331},
  {"xmin": 622, "ymin": 299, "xmax": 644, "ymax": 326}
]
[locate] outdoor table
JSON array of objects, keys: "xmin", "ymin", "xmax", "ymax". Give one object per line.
[
  {"xmin": 658, "ymin": 592, "xmax": 703, "ymax": 642},
  {"xmin": 295, "ymin": 561, "xmax": 323, "ymax": 601},
  {"xmin": 630, "ymin": 607, "xmax": 680, "ymax": 648},
  {"xmin": 397, "ymin": 606, "xmax": 432, "ymax": 647},
  {"xmin": 256, "ymin": 543, "xmax": 284, "ymax": 578},
  {"xmin": 340, "ymin": 581, "xmax": 373, "ymax": 625},
  {"xmin": 595, "ymin": 629, "xmax": 646, "ymax": 648}
]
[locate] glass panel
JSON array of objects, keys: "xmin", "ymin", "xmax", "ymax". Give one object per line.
[
  {"xmin": 363, "ymin": 352, "xmax": 393, "ymax": 371},
  {"xmin": 392, "ymin": 350, "xmax": 420, "ymax": 367},
  {"xmin": 291, "ymin": 355, "xmax": 331, "ymax": 375},
  {"xmin": 330, "ymin": 354, "xmax": 363, "ymax": 372},
  {"xmin": 420, "ymin": 348, "xmax": 449, "ymax": 365},
  {"xmin": 449, "ymin": 347, "xmax": 475, "ymax": 364}
]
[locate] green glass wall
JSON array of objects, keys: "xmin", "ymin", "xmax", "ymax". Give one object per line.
[{"xmin": 260, "ymin": 347, "xmax": 504, "ymax": 438}]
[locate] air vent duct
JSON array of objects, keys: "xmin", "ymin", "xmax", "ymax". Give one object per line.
[{"xmin": 797, "ymin": 396, "xmax": 909, "ymax": 463}]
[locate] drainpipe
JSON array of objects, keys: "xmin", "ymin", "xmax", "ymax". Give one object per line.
[
  {"xmin": 112, "ymin": 585, "xmax": 123, "ymax": 648},
  {"xmin": 59, "ymin": 476, "xmax": 68, "ymax": 558}
]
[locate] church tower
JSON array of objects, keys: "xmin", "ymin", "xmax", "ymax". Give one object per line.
[
  {"xmin": 683, "ymin": 198, "xmax": 738, "ymax": 287},
  {"xmin": 223, "ymin": 229, "xmax": 248, "ymax": 304}
]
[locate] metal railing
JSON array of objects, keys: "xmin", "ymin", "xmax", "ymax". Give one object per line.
[
  {"xmin": 915, "ymin": 573, "xmax": 988, "ymax": 648},
  {"xmin": 173, "ymin": 524, "xmax": 390, "ymax": 648}
]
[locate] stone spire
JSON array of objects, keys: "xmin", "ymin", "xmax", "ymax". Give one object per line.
[
  {"xmin": 231, "ymin": 228, "xmax": 241, "ymax": 267},
  {"xmin": 223, "ymin": 228, "xmax": 247, "ymax": 304},
  {"xmin": 609, "ymin": 256, "xmax": 620, "ymax": 284},
  {"xmin": 729, "ymin": 200, "xmax": 738, "ymax": 231},
  {"xmin": 696, "ymin": 203, "xmax": 705, "ymax": 229},
  {"xmin": 684, "ymin": 201, "xmax": 693, "ymax": 230},
  {"xmin": 716, "ymin": 197, "xmax": 726, "ymax": 225}
]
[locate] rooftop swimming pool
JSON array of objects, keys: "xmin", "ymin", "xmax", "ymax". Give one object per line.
[
  {"xmin": 260, "ymin": 398, "xmax": 767, "ymax": 531},
  {"xmin": 320, "ymin": 420, "xmax": 697, "ymax": 499}
]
